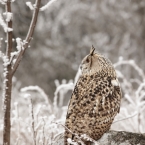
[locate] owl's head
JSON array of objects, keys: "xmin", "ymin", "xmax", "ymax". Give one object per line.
[{"xmin": 80, "ymin": 46, "xmax": 115, "ymax": 76}]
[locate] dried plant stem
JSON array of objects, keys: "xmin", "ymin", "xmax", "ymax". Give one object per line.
[
  {"xmin": 3, "ymin": 1, "xmax": 13, "ymax": 145},
  {"xmin": 42, "ymin": 119, "xmax": 46, "ymax": 145},
  {"xmin": 30, "ymin": 99, "xmax": 36, "ymax": 145}
]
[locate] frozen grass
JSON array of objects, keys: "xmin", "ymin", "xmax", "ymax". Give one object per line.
[{"xmin": 0, "ymin": 58, "xmax": 145, "ymax": 145}]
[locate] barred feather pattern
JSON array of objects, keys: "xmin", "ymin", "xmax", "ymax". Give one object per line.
[{"xmin": 64, "ymin": 47, "xmax": 122, "ymax": 145}]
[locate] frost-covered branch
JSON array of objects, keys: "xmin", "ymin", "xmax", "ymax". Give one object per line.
[
  {"xmin": 114, "ymin": 59, "xmax": 145, "ymax": 81},
  {"xmin": 26, "ymin": 2, "xmax": 34, "ymax": 10},
  {"xmin": 2, "ymin": 0, "xmax": 13, "ymax": 145},
  {"xmin": 0, "ymin": 13, "xmax": 13, "ymax": 32},
  {"xmin": 21, "ymin": 85, "xmax": 52, "ymax": 107},
  {"xmin": 40, "ymin": 0, "xmax": 58, "ymax": 11},
  {"xmin": 3, "ymin": 12, "xmax": 13, "ymax": 22},
  {"xmin": 53, "ymin": 81, "xmax": 74, "ymax": 108},
  {"xmin": 0, "ymin": 0, "xmax": 6, "ymax": 5},
  {"xmin": 11, "ymin": 0, "xmax": 41, "ymax": 76}
]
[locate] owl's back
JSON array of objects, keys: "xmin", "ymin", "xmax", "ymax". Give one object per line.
[{"xmin": 64, "ymin": 72, "xmax": 121, "ymax": 144}]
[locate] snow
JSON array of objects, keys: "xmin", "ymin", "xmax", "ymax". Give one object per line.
[
  {"xmin": 10, "ymin": 51, "xmax": 19, "ymax": 64},
  {"xmin": 67, "ymin": 138, "xmax": 77, "ymax": 145},
  {"xmin": 40, "ymin": 0, "xmax": 58, "ymax": 11},
  {"xmin": 0, "ymin": 14, "xmax": 8, "ymax": 32},
  {"xmin": 26, "ymin": 2, "xmax": 34, "ymax": 10},
  {"xmin": 0, "ymin": 0, "xmax": 7, "ymax": 5},
  {"xmin": 16, "ymin": 37, "xmax": 22, "ymax": 51},
  {"xmin": 21, "ymin": 86, "xmax": 51, "ymax": 107},
  {"xmin": 3, "ymin": 12, "xmax": 13, "ymax": 22},
  {"xmin": 0, "ymin": 51, "xmax": 4, "ymax": 59},
  {"xmin": 0, "ymin": 13, "xmax": 13, "ymax": 32},
  {"xmin": 3, "ymin": 56, "xmax": 10, "ymax": 67}
]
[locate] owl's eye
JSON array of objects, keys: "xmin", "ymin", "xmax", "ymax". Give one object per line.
[{"xmin": 86, "ymin": 58, "xmax": 89, "ymax": 63}]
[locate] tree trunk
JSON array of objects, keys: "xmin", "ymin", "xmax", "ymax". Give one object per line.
[
  {"xmin": 3, "ymin": 72, "xmax": 12, "ymax": 145},
  {"xmin": 3, "ymin": 1, "xmax": 13, "ymax": 144}
]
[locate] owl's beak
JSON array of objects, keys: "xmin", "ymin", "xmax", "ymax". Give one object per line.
[{"xmin": 90, "ymin": 45, "xmax": 95, "ymax": 56}]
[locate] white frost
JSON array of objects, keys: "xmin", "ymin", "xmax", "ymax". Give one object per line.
[
  {"xmin": 67, "ymin": 138, "xmax": 78, "ymax": 145},
  {"xmin": 0, "ymin": 13, "xmax": 13, "ymax": 32},
  {"xmin": 3, "ymin": 12, "xmax": 13, "ymax": 22},
  {"xmin": 0, "ymin": 51, "xmax": 4, "ymax": 59},
  {"xmin": 26, "ymin": 2, "xmax": 34, "ymax": 10},
  {"xmin": 3, "ymin": 56, "xmax": 10, "ymax": 67},
  {"xmin": 0, "ymin": 0, "xmax": 7, "ymax": 5},
  {"xmin": 40, "ymin": 0, "xmax": 58, "ymax": 11},
  {"xmin": 16, "ymin": 37, "xmax": 22, "ymax": 51}
]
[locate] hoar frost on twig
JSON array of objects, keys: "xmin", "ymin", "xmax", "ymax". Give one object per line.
[
  {"xmin": 0, "ymin": 13, "xmax": 13, "ymax": 32},
  {"xmin": 9, "ymin": 38, "xmax": 23, "ymax": 65},
  {"xmin": 0, "ymin": 0, "xmax": 6, "ymax": 5},
  {"xmin": 3, "ymin": 12, "xmax": 13, "ymax": 22},
  {"xmin": 53, "ymin": 80, "xmax": 74, "ymax": 108},
  {"xmin": 114, "ymin": 57, "xmax": 145, "ymax": 81},
  {"xmin": 16, "ymin": 38, "xmax": 23, "ymax": 51},
  {"xmin": 40, "ymin": 0, "xmax": 58, "ymax": 11},
  {"xmin": 21, "ymin": 85, "xmax": 52, "ymax": 109},
  {"xmin": 26, "ymin": 2, "xmax": 34, "ymax": 10}
]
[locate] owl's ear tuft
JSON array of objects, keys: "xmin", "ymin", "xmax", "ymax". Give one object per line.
[{"xmin": 90, "ymin": 45, "xmax": 95, "ymax": 56}]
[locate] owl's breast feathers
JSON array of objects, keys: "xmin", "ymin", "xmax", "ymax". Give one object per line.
[{"xmin": 65, "ymin": 73, "xmax": 121, "ymax": 143}]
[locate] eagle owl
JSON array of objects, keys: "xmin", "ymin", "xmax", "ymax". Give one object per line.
[{"xmin": 64, "ymin": 46, "xmax": 122, "ymax": 145}]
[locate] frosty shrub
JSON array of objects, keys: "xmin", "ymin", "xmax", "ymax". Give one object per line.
[{"xmin": 0, "ymin": 58, "xmax": 144, "ymax": 145}]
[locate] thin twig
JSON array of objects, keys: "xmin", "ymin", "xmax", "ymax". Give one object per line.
[
  {"xmin": 113, "ymin": 112, "xmax": 137, "ymax": 124},
  {"xmin": 30, "ymin": 98, "xmax": 36, "ymax": 145},
  {"xmin": 42, "ymin": 118, "xmax": 46, "ymax": 145},
  {"xmin": 11, "ymin": 0, "xmax": 41, "ymax": 76},
  {"xmin": 52, "ymin": 122, "xmax": 86, "ymax": 145}
]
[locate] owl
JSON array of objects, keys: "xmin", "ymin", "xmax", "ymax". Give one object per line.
[{"xmin": 64, "ymin": 46, "xmax": 122, "ymax": 145}]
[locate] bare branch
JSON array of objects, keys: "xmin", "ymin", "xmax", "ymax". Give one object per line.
[{"xmin": 11, "ymin": 0, "xmax": 41, "ymax": 76}]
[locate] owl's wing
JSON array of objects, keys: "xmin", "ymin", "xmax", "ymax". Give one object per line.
[
  {"xmin": 69, "ymin": 76, "xmax": 121, "ymax": 115},
  {"xmin": 64, "ymin": 76, "xmax": 121, "ymax": 144}
]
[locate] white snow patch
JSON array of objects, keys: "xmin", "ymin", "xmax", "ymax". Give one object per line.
[
  {"xmin": 0, "ymin": 0, "xmax": 7, "ymax": 5},
  {"xmin": 16, "ymin": 37, "xmax": 22, "ymax": 51},
  {"xmin": 26, "ymin": 1, "xmax": 34, "ymax": 10},
  {"xmin": 40, "ymin": 0, "xmax": 58, "ymax": 11},
  {"xmin": 67, "ymin": 138, "xmax": 78, "ymax": 145},
  {"xmin": 3, "ymin": 12, "xmax": 13, "ymax": 22},
  {"xmin": 0, "ymin": 13, "xmax": 13, "ymax": 32}
]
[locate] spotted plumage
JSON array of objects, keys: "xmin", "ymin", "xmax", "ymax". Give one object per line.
[{"xmin": 64, "ymin": 46, "xmax": 122, "ymax": 145}]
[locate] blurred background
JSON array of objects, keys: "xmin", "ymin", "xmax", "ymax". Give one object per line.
[
  {"xmin": 0, "ymin": 0, "xmax": 145, "ymax": 99},
  {"xmin": 0, "ymin": 0, "xmax": 145, "ymax": 144}
]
